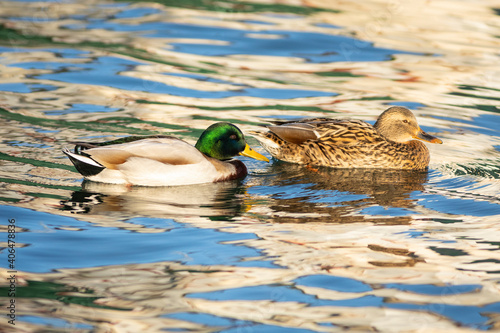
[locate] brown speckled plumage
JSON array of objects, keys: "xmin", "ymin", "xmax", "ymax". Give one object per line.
[{"xmin": 253, "ymin": 107, "xmax": 442, "ymax": 170}]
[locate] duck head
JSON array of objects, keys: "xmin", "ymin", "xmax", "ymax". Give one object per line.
[
  {"xmin": 195, "ymin": 122, "xmax": 269, "ymax": 161},
  {"xmin": 374, "ymin": 107, "xmax": 442, "ymax": 144}
]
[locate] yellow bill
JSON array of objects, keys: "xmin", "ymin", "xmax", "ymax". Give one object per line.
[{"xmin": 239, "ymin": 144, "xmax": 269, "ymax": 162}]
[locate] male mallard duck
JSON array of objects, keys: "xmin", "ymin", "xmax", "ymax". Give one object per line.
[
  {"xmin": 253, "ymin": 106, "xmax": 442, "ymax": 170},
  {"xmin": 63, "ymin": 122, "xmax": 269, "ymax": 186}
]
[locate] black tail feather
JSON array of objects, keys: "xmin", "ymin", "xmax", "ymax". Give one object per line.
[{"xmin": 63, "ymin": 149, "xmax": 105, "ymax": 177}]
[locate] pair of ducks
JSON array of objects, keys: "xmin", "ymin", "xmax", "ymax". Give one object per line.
[{"xmin": 64, "ymin": 106, "xmax": 442, "ymax": 186}]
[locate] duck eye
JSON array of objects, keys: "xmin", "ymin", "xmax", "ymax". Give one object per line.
[
  {"xmin": 402, "ymin": 120, "xmax": 409, "ymax": 124},
  {"xmin": 229, "ymin": 134, "xmax": 237, "ymax": 140}
]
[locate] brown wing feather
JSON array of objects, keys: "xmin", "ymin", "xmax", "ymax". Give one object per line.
[
  {"xmin": 269, "ymin": 119, "xmax": 381, "ymax": 146},
  {"xmin": 268, "ymin": 123, "xmax": 319, "ymax": 145},
  {"xmin": 312, "ymin": 120, "xmax": 380, "ymax": 145}
]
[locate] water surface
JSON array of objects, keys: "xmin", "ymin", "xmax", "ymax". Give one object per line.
[{"xmin": 0, "ymin": 0, "xmax": 500, "ymax": 332}]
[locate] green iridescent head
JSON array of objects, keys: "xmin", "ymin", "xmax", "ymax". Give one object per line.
[{"xmin": 195, "ymin": 122, "xmax": 269, "ymax": 162}]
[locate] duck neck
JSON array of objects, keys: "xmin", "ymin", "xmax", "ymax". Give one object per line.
[
  {"xmin": 195, "ymin": 136, "xmax": 216, "ymax": 158},
  {"xmin": 210, "ymin": 158, "xmax": 247, "ymax": 181},
  {"xmin": 373, "ymin": 120, "xmax": 392, "ymax": 141}
]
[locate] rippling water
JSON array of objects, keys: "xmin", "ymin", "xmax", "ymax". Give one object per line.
[{"xmin": 1, "ymin": 0, "xmax": 500, "ymax": 332}]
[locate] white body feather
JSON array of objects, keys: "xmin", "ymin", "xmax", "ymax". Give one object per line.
[{"xmin": 64, "ymin": 138, "xmax": 236, "ymax": 186}]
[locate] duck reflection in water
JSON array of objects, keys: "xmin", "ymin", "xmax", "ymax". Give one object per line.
[
  {"xmin": 60, "ymin": 179, "xmax": 248, "ymax": 219},
  {"xmin": 61, "ymin": 163, "xmax": 428, "ymax": 225},
  {"xmin": 254, "ymin": 161, "xmax": 429, "ymax": 225}
]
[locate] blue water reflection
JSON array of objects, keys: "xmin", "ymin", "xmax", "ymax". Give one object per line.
[
  {"xmin": 6, "ymin": 140, "xmax": 52, "ymax": 149},
  {"xmin": 387, "ymin": 101, "xmax": 427, "ymax": 109},
  {"xmin": 2, "ymin": 205, "xmax": 276, "ymax": 273},
  {"xmin": 0, "ymin": 83, "xmax": 58, "ymax": 93},
  {"xmin": 295, "ymin": 274, "xmax": 372, "ymax": 292},
  {"xmin": 415, "ymin": 193, "xmax": 500, "ymax": 217},
  {"xmin": 64, "ymin": 20, "xmax": 421, "ymax": 62},
  {"xmin": 114, "ymin": 7, "xmax": 161, "ymax": 19},
  {"xmin": 188, "ymin": 284, "xmax": 383, "ymax": 307},
  {"xmin": 18, "ymin": 316, "xmax": 93, "ymax": 330},
  {"xmin": 165, "ymin": 312, "xmax": 246, "ymax": 327},
  {"xmin": 172, "ymin": 25, "xmax": 420, "ymax": 62},
  {"xmin": 384, "ymin": 283, "xmax": 481, "ymax": 295},
  {"xmin": 166, "ymin": 72, "xmax": 246, "ymax": 86},
  {"xmin": 45, "ymin": 103, "xmax": 121, "ymax": 116},
  {"xmin": 188, "ymin": 283, "xmax": 498, "ymax": 329},
  {"xmin": 221, "ymin": 325, "xmax": 318, "ymax": 333},
  {"xmin": 239, "ymin": 19, "xmax": 275, "ymax": 26},
  {"xmin": 10, "ymin": 56, "xmax": 333, "ymax": 98},
  {"xmin": 359, "ymin": 206, "xmax": 412, "ymax": 216},
  {"xmin": 390, "ymin": 302, "xmax": 499, "ymax": 330},
  {"xmin": 164, "ymin": 312, "xmax": 318, "ymax": 333},
  {"xmin": 434, "ymin": 113, "xmax": 500, "ymax": 137}
]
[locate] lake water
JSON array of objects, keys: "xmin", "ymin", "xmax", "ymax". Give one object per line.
[{"xmin": 1, "ymin": 0, "xmax": 500, "ymax": 331}]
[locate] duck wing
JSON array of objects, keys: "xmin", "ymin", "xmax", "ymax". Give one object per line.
[
  {"xmin": 83, "ymin": 137, "xmax": 206, "ymax": 170},
  {"xmin": 269, "ymin": 118, "xmax": 381, "ymax": 146},
  {"xmin": 267, "ymin": 122, "xmax": 320, "ymax": 144},
  {"xmin": 70, "ymin": 135, "xmax": 177, "ymax": 152}
]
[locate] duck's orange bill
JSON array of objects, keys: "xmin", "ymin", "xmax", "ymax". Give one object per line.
[
  {"xmin": 414, "ymin": 129, "xmax": 443, "ymax": 144},
  {"xmin": 239, "ymin": 144, "xmax": 269, "ymax": 162}
]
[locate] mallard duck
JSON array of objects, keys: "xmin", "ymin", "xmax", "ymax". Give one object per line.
[
  {"xmin": 63, "ymin": 122, "xmax": 269, "ymax": 186},
  {"xmin": 253, "ymin": 106, "xmax": 442, "ymax": 170}
]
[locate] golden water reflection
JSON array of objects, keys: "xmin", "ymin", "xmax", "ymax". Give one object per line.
[{"xmin": 249, "ymin": 163, "xmax": 428, "ymax": 224}]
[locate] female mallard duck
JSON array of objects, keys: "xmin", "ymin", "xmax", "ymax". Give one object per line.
[
  {"xmin": 253, "ymin": 106, "xmax": 442, "ymax": 170},
  {"xmin": 63, "ymin": 122, "xmax": 269, "ymax": 186}
]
